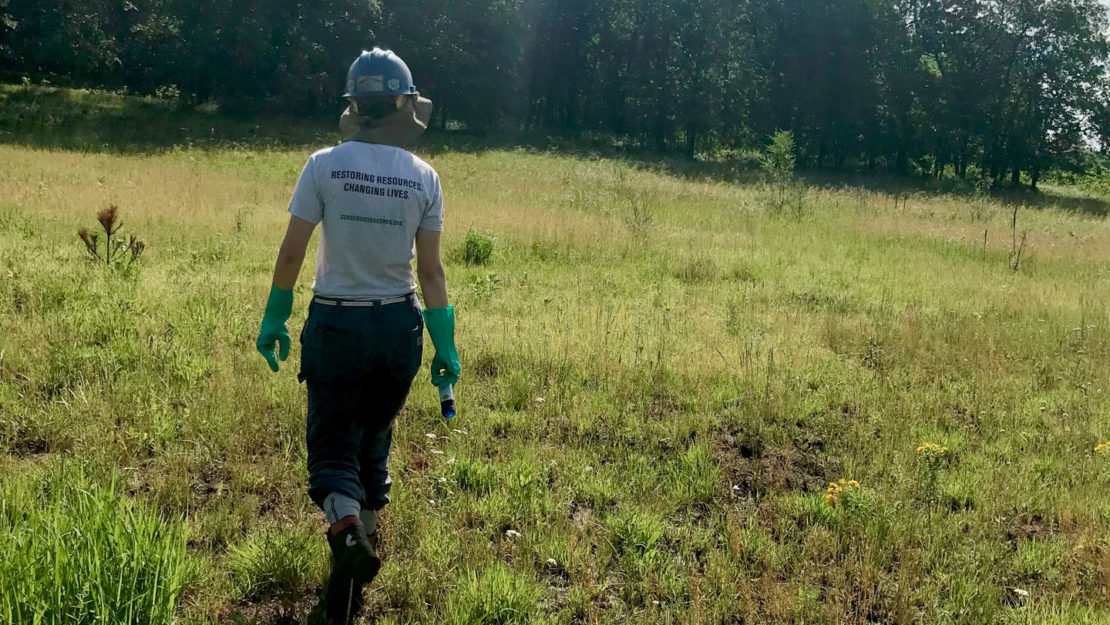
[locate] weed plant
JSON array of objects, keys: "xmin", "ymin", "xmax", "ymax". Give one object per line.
[
  {"xmin": 463, "ymin": 229, "xmax": 496, "ymax": 265},
  {"xmin": 77, "ymin": 204, "xmax": 145, "ymax": 271}
]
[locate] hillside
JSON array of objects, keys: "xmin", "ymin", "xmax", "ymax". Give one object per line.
[{"xmin": 3, "ymin": 86, "xmax": 1110, "ymax": 624}]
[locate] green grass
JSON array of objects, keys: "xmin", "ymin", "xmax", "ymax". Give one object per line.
[
  {"xmin": 0, "ymin": 464, "xmax": 189, "ymax": 625},
  {"xmin": 447, "ymin": 562, "xmax": 543, "ymax": 625},
  {"xmin": 3, "ymin": 84, "xmax": 1110, "ymax": 623},
  {"xmin": 228, "ymin": 527, "xmax": 328, "ymax": 603}
]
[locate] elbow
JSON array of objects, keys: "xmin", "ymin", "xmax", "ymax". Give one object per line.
[
  {"xmin": 418, "ymin": 263, "xmax": 445, "ymax": 284},
  {"xmin": 278, "ymin": 249, "xmax": 304, "ymax": 268}
]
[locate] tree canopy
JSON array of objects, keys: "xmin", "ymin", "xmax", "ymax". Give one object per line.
[{"xmin": 2, "ymin": 0, "xmax": 1108, "ymax": 183}]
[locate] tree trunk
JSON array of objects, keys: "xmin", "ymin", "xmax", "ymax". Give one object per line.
[
  {"xmin": 896, "ymin": 144, "xmax": 908, "ymax": 176},
  {"xmin": 653, "ymin": 117, "xmax": 667, "ymax": 152},
  {"xmin": 685, "ymin": 129, "xmax": 697, "ymax": 160}
]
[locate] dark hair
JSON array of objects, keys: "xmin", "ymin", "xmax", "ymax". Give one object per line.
[{"xmin": 350, "ymin": 95, "xmax": 406, "ymax": 120}]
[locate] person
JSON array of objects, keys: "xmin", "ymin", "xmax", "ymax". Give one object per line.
[{"xmin": 254, "ymin": 48, "xmax": 461, "ymax": 623}]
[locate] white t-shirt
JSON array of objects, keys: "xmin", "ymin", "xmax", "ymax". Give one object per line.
[{"xmin": 287, "ymin": 142, "xmax": 443, "ymax": 300}]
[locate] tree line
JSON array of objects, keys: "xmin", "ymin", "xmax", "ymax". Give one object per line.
[{"xmin": 2, "ymin": 0, "xmax": 1109, "ymax": 184}]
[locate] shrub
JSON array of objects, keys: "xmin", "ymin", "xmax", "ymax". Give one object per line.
[
  {"xmin": 762, "ymin": 131, "xmax": 806, "ymax": 217},
  {"xmin": 464, "ymin": 229, "xmax": 496, "ymax": 265},
  {"xmin": 762, "ymin": 130, "xmax": 796, "ymax": 183},
  {"xmin": 0, "ymin": 468, "xmax": 188, "ymax": 625}
]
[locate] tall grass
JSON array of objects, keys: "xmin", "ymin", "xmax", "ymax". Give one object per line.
[{"xmin": 0, "ymin": 466, "xmax": 188, "ymax": 625}]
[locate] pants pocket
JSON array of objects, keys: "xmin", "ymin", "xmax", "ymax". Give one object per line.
[{"xmin": 318, "ymin": 326, "xmax": 371, "ymax": 381}]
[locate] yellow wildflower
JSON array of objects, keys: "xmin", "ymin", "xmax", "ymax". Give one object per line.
[
  {"xmin": 917, "ymin": 442, "xmax": 949, "ymax": 456},
  {"xmin": 824, "ymin": 478, "xmax": 861, "ymax": 508}
]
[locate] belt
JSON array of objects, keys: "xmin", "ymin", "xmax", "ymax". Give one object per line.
[{"xmin": 313, "ymin": 293, "xmax": 414, "ymax": 307}]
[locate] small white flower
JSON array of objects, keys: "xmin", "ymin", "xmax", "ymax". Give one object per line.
[
  {"xmin": 505, "ymin": 529, "xmax": 522, "ymax": 539},
  {"xmin": 546, "ymin": 558, "xmax": 558, "ymax": 567},
  {"xmin": 426, "ymin": 433, "xmax": 437, "ymax": 439},
  {"xmin": 1012, "ymin": 587, "xmax": 1030, "ymax": 598}
]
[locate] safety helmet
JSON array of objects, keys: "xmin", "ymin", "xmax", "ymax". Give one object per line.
[{"xmin": 343, "ymin": 48, "xmax": 419, "ymax": 98}]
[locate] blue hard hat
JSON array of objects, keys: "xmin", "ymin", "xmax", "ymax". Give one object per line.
[{"xmin": 343, "ymin": 48, "xmax": 419, "ymax": 98}]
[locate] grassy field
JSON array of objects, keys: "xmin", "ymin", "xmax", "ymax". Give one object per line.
[{"xmin": 4, "ymin": 85, "xmax": 1110, "ymax": 624}]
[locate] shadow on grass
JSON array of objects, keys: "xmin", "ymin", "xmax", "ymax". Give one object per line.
[
  {"xmin": 0, "ymin": 84, "xmax": 764, "ymax": 181},
  {"xmin": 802, "ymin": 172, "xmax": 1110, "ymax": 218},
  {"xmin": 0, "ymin": 84, "xmax": 335, "ymax": 153},
  {"xmin": 3, "ymin": 84, "xmax": 1107, "ymax": 216},
  {"xmin": 1001, "ymin": 187, "xmax": 1110, "ymax": 217}
]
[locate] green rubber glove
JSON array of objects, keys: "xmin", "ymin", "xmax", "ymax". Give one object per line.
[
  {"xmin": 256, "ymin": 285, "xmax": 293, "ymax": 372},
  {"xmin": 423, "ymin": 306, "xmax": 460, "ymax": 388}
]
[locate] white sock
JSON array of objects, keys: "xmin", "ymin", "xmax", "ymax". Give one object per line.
[{"xmin": 323, "ymin": 492, "xmax": 361, "ymax": 525}]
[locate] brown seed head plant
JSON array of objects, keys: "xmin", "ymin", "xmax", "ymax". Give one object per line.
[
  {"xmin": 97, "ymin": 204, "xmax": 121, "ymax": 235},
  {"xmin": 78, "ymin": 204, "xmax": 145, "ymax": 269}
]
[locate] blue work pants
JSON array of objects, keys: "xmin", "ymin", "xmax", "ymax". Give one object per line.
[{"xmin": 298, "ymin": 297, "xmax": 423, "ymax": 511}]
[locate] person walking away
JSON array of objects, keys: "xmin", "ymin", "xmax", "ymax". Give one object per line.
[{"xmin": 254, "ymin": 48, "xmax": 461, "ymax": 623}]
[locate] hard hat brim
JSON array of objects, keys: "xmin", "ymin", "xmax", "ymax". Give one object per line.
[{"xmin": 342, "ymin": 87, "xmax": 420, "ymax": 98}]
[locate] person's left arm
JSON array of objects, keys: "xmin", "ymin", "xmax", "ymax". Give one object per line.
[{"xmin": 257, "ymin": 216, "xmax": 316, "ymax": 372}]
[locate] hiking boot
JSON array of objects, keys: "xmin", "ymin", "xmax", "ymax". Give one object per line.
[
  {"xmin": 359, "ymin": 508, "xmax": 380, "ymax": 553},
  {"xmin": 323, "ymin": 574, "xmax": 362, "ymax": 624},
  {"xmin": 324, "ymin": 516, "xmax": 380, "ymax": 623}
]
